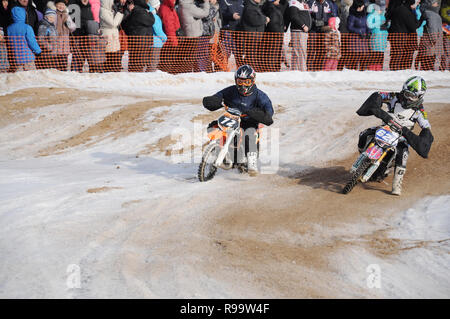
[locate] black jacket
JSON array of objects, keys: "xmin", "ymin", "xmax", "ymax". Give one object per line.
[
  {"xmin": 72, "ymin": 0, "xmax": 97, "ymax": 36},
  {"xmin": 388, "ymin": 4, "xmax": 423, "ymax": 33},
  {"xmin": 284, "ymin": 1, "xmax": 312, "ymax": 31},
  {"xmin": 122, "ymin": 0, "xmax": 155, "ymax": 36},
  {"xmin": 239, "ymin": 0, "xmax": 267, "ymax": 32},
  {"xmin": 0, "ymin": 2, "xmax": 9, "ymax": 33},
  {"xmin": 262, "ymin": 2, "xmax": 284, "ymax": 33}
]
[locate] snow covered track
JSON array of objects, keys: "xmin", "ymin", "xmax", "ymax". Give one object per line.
[{"xmin": 0, "ymin": 70, "xmax": 449, "ymax": 298}]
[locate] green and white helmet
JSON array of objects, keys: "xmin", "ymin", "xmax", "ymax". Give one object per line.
[{"xmin": 401, "ymin": 76, "xmax": 427, "ymax": 109}]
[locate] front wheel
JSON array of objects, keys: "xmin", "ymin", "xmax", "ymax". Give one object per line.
[
  {"xmin": 343, "ymin": 157, "xmax": 372, "ymax": 194},
  {"xmin": 198, "ymin": 142, "xmax": 220, "ymax": 182}
]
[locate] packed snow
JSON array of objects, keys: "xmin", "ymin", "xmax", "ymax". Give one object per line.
[{"xmin": 0, "ymin": 69, "xmax": 449, "ymax": 298}]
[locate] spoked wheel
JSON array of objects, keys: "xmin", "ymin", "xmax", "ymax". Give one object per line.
[
  {"xmin": 343, "ymin": 158, "xmax": 372, "ymax": 194},
  {"xmin": 198, "ymin": 142, "xmax": 220, "ymax": 182}
]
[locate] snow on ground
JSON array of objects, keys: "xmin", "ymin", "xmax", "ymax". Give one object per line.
[
  {"xmin": 0, "ymin": 70, "xmax": 449, "ymax": 298},
  {"xmin": 332, "ymin": 196, "xmax": 450, "ymax": 298}
]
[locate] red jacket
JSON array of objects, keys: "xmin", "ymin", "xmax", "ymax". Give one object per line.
[{"xmin": 159, "ymin": 0, "xmax": 180, "ymax": 46}]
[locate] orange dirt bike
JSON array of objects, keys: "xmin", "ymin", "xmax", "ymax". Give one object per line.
[
  {"xmin": 343, "ymin": 122, "xmax": 403, "ymax": 194},
  {"xmin": 198, "ymin": 107, "xmax": 260, "ymax": 182}
]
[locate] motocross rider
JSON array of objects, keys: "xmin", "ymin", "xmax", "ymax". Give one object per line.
[
  {"xmin": 356, "ymin": 76, "xmax": 434, "ymax": 196},
  {"xmin": 202, "ymin": 65, "xmax": 274, "ymax": 176}
]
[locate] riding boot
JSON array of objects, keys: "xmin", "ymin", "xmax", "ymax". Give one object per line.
[
  {"xmin": 247, "ymin": 152, "xmax": 258, "ymax": 176},
  {"xmin": 392, "ymin": 166, "xmax": 406, "ymax": 196}
]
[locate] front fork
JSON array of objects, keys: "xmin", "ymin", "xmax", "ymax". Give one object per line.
[
  {"xmin": 350, "ymin": 143, "xmax": 389, "ymax": 182},
  {"xmin": 214, "ymin": 129, "xmax": 237, "ymax": 169}
]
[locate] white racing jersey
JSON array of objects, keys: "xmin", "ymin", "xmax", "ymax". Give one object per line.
[{"xmin": 379, "ymin": 92, "xmax": 431, "ymax": 130}]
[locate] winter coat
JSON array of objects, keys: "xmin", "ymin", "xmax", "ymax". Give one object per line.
[
  {"xmin": 0, "ymin": 28, "xmax": 9, "ymax": 71},
  {"xmin": 72, "ymin": 0, "xmax": 97, "ymax": 36},
  {"xmin": 421, "ymin": 0, "xmax": 441, "ymax": 14},
  {"xmin": 55, "ymin": 8, "xmax": 76, "ymax": 55},
  {"xmin": 9, "ymin": 2, "xmax": 40, "ymax": 34},
  {"xmin": 7, "ymin": 6, "xmax": 41, "ymax": 64},
  {"xmin": 148, "ymin": 4, "xmax": 167, "ymax": 48},
  {"xmin": 420, "ymin": 9, "xmax": 443, "ymax": 56},
  {"xmin": 338, "ymin": 0, "xmax": 351, "ymax": 33},
  {"xmin": 0, "ymin": 3, "xmax": 9, "ymax": 34},
  {"xmin": 239, "ymin": 0, "xmax": 267, "ymax": 32},
  {"xmin": 414, "ymin": 5, "xmax": 426, "ymax": 36},
  {"xmin": 159, "ymin": 0, "xmax": 180, "ymax": 45},
  {"xmin": 388, "ymin": 3, "xmax": 422, "ymax": 34},
  {"xmin": 122, "ymin": 0, "xmax": 155, "ymax": 37},
  {"xmin": 307, "ymin": 0, "xmax": 336, "ymax": 32},
  {"xmin": 202, "ymin": 2, "xmax": 221, "ymax": 36},
  {"xmin": 284, "ymin": 0, "xmax": 312, "ymax": 32},
  {"xmin": 209, "ymin": 85, "xmax": 274, "ymax": 127},
  {"xmin": 37, "ymin": 17, "xmax": 57, "ymax": 55},
  {"xmin": 99, "ymin": 0, "xmax": 124, "ymax": 52},
  {"xmin": 178, "ymin": 0, "xmax": 210, "ymax": 37},
  {"xmin": 324, "ymin": 27, "xmax": 341, "ymax": 58},
  {"xmin": 89, "ymin": 0, "xmax": 101, "ymax": 23},
  {"xmin": 262, "ymin": 1, "xmax": 284, "ymax": 33},
  {"xmin": 366, "ymin": 3, "xmax": 388, "ymax": 52},
  {"xmin": 219, "ymin": 0, "xmax": 244, "ymax": 31},
  {"xmin": 347, "ymin": 3, "xmax": 369, "ymax": 52}
]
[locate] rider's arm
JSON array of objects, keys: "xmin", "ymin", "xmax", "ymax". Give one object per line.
[
  {"xmin": 202, "ymin": 95, "xmax": 223, "ymax": 111},
  {"xmin": 401, "ymin": 106, "xmax": 433, "ymax": 158},
  {"xmin": 356, "ymin": 92, "xmax": 395, "ymax": 125},
  {"xmin": 246, "ymin": 91, "xmax": 274, "ymax": 126},
  {"xmin": 401, "ymin": 126, "xmax": 434, "ymax": 158},
  {"xmin": 202, "ymin": 87, "xmax": 233, "ymax": 111}
]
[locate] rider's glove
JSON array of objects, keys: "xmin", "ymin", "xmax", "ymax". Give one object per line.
[
  {"xmin": 203, "ymin": 95, "xmax": 223, "ymax": 111},
  {"xmin": 246, "ymin": 108, "xmax": 273, "ymax": 126}
]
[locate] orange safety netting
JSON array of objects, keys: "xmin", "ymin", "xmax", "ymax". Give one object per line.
[{"xmin": 1, "ymin": 31, "xmax": 448, "ymax": 73}]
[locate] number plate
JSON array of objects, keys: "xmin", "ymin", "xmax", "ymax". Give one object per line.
[
  {"xmin": 218, "ymin": 115, "xmax": 239, "ymax": 129},
  {"xmin": 375, "ymin": 127, "xmax": 399, "ymax": 147}
]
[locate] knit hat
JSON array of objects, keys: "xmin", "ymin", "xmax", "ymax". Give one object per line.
[
  {"xmin": 354, "ymin": 0, "xmax": 364, "ymax": 7},
  {"xmin": 44, "ymin": 8, "xmax": 57, "ymax": 17},
  {"xmin": 328, "ymin": 17, "xmax": 340, "ymax": 31},
  {"xmin": 54, "ymin": 0, "xmax": 67, "ymax": 4},
  {"xmin": 149, "ymin": 0, "xmax": 160, "ymax": 8}
]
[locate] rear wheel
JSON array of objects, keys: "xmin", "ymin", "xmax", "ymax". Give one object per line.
[
  {"xmin": 198, "ymin": 142, "xmax": 220, "ymax": 182},
  {"xmin": 343, "ymin": 157, "xmax": 372, "ymax": 194}
]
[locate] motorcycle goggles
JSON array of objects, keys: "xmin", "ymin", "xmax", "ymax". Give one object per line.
[
  {"xmin": 403, "ymin": 90, "xmax": 424, "ymax": 101},
  {"xmin": 236, "ymin": 78, "xmax": 254, "ymax": 86}
]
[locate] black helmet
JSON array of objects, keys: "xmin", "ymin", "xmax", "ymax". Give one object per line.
[
  {"xmin": 235, "ymin": 64, "xmax": 256, "ymax": 96},
  {"xmin": 400, "ymin": 76, "xmax": 427, "ymax": 109}
]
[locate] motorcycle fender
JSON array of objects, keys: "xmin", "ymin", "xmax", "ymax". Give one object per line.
[
  {"xmin": 366, "ymin": 145, "xmax": 384, "ymax": 160},
  {"xmin": 208, "ymin": 129, "xmax": 226, "ymax": 142}
]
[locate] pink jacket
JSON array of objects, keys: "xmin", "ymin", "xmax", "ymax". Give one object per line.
[{"xmin": 89, "ymin": 0, "xmax": 101, "ymax": 23}]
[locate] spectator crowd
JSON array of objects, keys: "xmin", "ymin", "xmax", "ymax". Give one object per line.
[{"xmin": 0, "ymin": 0, "xmax": 449, "ymax": 73}]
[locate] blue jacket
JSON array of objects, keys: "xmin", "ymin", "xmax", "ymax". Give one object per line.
[
  {"xmin": 7, "ymin": 7, "xmax": 41, "ymax": 64},
  {"xmin": 415, "ymin": 5, "xmax": 427, "ymax": 37},
  {"xmin": 148, "ymin": 5, "xmax": 167, "ymax": 48},
  {"xmin": 347, "ymin": 8, "xmax": 369, "ymax": 53},
  {"xmin": 366, "ymin": 4, "xmax": 388, "ymax": 52},
  {"xmin": 214, "ymin": 85, "xmax": 274, "ymax": 126}
]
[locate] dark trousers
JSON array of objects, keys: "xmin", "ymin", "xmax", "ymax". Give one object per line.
[
  {"xmin": 307, "ymin": 33, "xmax": 325, "ymax": 71},
  {"xmin": 104, "ymin": 51, "xmax": 122, "ymax": 72},
  {"xmin": 389, "ymin": 34, "xmax": 416, "ymax": 70}
]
